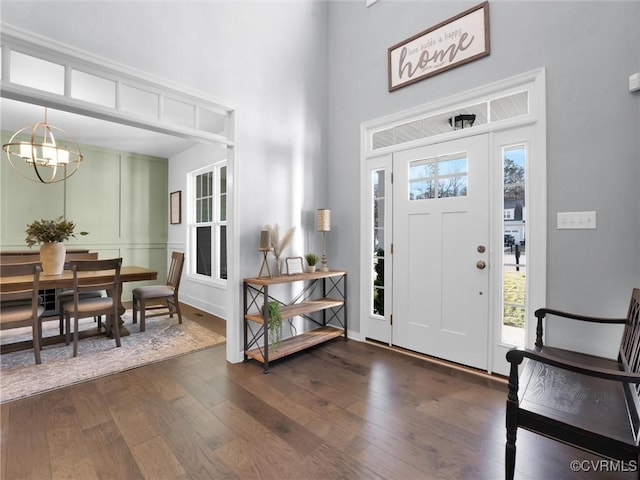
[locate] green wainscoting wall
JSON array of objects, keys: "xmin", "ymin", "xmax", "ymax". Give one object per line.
[{"xmin": 1, "ymin": 130, "xmax": 169, "ymax": 301}]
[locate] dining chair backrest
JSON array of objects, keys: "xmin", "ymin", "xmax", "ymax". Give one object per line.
[
  {"xmin": 1, "ymin": 252, "xmax": 98, "ymax": 266},
  {"xmin": 66, "ymin": 252, "xmax": 99, "ymax": 261},
  {"xmin": 0, "ymin": 254, "xmax": 41, "ymax": 265},
  {"xmin": 63, "ymin": 252, "xmax": 99, "ymax": 269},
  {"xmin": 0, "ymin": 262, "xmax": 42, "ymax": 304},
  {"xmin": 68, "ymin": 258, "xmax": 122, "ymax": 303},
  {"xmin": 0, "ymin": 262, "xmax": 44, "ymax": 364},
  {"xmin": 167, "ymin": 251, "xmax": 185, "ymax": 289}
]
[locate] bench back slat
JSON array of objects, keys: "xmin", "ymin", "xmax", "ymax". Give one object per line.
[{"xmin": 620, "ymin": 288, "xmax": 640, "ymax": 443}]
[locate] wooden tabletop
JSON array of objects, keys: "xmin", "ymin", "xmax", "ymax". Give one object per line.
[{"xmin": 0, "ymin": 266, "xmax": 158, "ymax": 290}]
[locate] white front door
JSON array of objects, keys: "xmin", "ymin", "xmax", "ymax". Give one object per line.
[{"xmin": 392, "ymin": 134, "xmax": 490, "ymax": 370}]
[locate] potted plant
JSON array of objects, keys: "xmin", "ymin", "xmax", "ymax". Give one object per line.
[
  {"xmin": 305, "ymin": 253, "xmax": 318, "ymax": 273},
  {"xmin": 266, "ymin": 301, "xmax": 283, "ymax": 349},
  {"xmin": 25, "ymin": 217, "xmax": 88, "ymax": 275}
]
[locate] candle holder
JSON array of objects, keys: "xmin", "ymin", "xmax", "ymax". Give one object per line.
[{"xmin": 258, "ymin": 229, "xmax": 272, "ymax": 278}]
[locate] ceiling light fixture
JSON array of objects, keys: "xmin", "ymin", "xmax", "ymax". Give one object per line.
[
  {"xmin": 449, "ymin": 114, "xmax": 476, "ymax": 130},
  {"xmin": 2, "ymin": 107, "xmax": 83, "ymax": 184}
]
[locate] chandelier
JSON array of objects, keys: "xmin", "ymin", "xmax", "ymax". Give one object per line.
[{"xmin": 2, "ymin": 108, "xmax": 83, "ymax": 184}]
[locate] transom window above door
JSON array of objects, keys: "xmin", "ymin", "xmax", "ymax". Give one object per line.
[
  {"xmin": 409, "ymin": 152, "xmax": 468, "ymax": 200},
  {"xmin": 370, "ymin": 90, "xmax": 529, "ymax": 151}
]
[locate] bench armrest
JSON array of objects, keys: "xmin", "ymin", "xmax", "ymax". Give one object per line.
[
  {"xmin": 534, "ymin": 308, "xmax": 626, "ymax": 348},
  {"xmin": 506, "ymin": 347, "xmax": 640, "ymax": 384}
]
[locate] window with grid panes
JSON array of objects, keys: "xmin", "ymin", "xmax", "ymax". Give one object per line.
[{"xmin": 191, "ymin": 162, "xmax": 227, "ymax": 281}]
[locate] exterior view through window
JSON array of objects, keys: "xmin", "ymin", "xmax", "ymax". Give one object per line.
[
  {"xmin": 502, "ymin": 145, "xmax": 526, "ymax": 346},
  {"xmin": 372, "ymin": 169, "xmax": 385, "ymax": 316},
  {"xmin": 409, "ymin": 152, "xmax": 468, "ymax": 200}
]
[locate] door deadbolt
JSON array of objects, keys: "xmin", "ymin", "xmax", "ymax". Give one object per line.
[
  {"xmin": 476, "ymin": 260, "xmax": 487, "ymax": 270},
  {"xmin": 477, "ymin": 245, "xmax": 486, "ymax": 253}
]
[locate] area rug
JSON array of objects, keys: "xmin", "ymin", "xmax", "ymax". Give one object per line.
[{"xmin": 0, "ymin": 311, "xmax": 226, "ymax": 404}]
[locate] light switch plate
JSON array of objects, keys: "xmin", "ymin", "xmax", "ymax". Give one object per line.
[{"xmin": 557, "ymin": 211, "xmax": 597, "ymax": 229}]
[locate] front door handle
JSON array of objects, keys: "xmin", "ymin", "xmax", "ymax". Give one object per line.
[{"xmin": 476, "ymin": 260, "xmax": 486, "ymax": 270}]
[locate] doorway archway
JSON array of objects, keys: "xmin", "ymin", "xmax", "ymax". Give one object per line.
[{"xmin": 1, "ymin": 24, "xmax": 240, "ymax": 365}]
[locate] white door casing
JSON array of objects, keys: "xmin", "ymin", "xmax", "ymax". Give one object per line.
[{"xmin": 360, "ymin": 69, "xmax": 546, "ymax": 374}]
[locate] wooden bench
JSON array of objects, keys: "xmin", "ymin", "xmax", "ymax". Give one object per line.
[{"xmin": 505, "ymin": 288, "xmax": 640, "ymax": 479}]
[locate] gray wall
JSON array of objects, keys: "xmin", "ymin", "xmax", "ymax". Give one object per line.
[{"xmin": 327, "ymin": 1, "xmax": 640, "ymax": 354}]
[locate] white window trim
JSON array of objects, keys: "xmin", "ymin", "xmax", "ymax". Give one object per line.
[{"xmin": 187, "ymin": 161, "xmax": 227, "ymax": 287}]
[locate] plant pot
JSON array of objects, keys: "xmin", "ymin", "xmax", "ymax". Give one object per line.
[
  {"xmin": 306, "ymin": 265, "xmax": 316, "ymax": 273},
  {"xmin": 40, "ymin": 242, "xmax": 66, "ymax": 275}
]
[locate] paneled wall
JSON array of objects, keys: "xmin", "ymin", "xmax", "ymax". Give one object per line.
[{"xmin": 0, "ymin": 130, "xmax": 168, "ymax": 300}]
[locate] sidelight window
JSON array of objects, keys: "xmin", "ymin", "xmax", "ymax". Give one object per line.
[
  {"xmin": 502, "ymin": 144, "xmax": 526, "ymax": 346},
  {"xmin": 372, "ymin": 169, "xmax": 385, "ymax": 316}
]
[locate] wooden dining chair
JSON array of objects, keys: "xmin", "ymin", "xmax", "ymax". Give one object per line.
[
  {"xmin": 57, "ymin": 252, "xmax": 102, "ymax": 335},
  {"xmin": 61, "ymin": 258, "xmax": 122, "ymax": 357},
  {"xmin": 0, "ymin": 262, "xmax": 45, "ymax": 364},
  {"xmin": 132, "ymin": 252, "xmax": 184, "ymax": 332}
]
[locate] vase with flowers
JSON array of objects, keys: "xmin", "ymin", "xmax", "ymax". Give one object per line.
[
  {"xmin": 26, "ymin": 217, "xmax": 88, "ymax": 275},
  {"xmin": 265, "ymin": 223, "xmax": 295, "ymax": 277}
]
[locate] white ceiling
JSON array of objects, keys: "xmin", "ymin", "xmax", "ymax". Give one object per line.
[{"xmin": 0, "ymin": 97, "xmax": 197, "ymax": 158}]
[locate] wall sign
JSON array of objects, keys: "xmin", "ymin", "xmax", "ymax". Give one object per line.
[{"xmin": 388, "ymin": 2, "xmax": 490, "ymax": 92}]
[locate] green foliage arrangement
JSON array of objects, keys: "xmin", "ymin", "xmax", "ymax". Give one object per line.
[
  {"xmin": 25, "ymin": 217, "xmax": 88, "ymax": 247},
  {"xmin": 267, "ymin": 301, "xmax": 283, "ymax": 349},
  {"xmin": 305, "ymin": 253, "xmax": 318, "ymax": 267}
]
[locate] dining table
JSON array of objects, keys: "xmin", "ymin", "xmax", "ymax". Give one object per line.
[{"xmin": 0, "ymin": 265, "xmax": 158, "ymax": 352}]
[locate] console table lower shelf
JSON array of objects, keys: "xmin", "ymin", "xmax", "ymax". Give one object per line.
[{"xmin": 245, "ymin": 325, "xmax": 344, "ymax": 363}]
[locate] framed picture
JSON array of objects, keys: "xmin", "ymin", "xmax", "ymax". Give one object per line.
[
  {"xmin": 170, "ymin": 191, "xmax": 181, "ymax": 224},
  {"xmin": 285, "ymin": 257, "xmax": 304, "ymax": 275},
  {"xmin": 388, "ymin": 2, "xmax": 490, "ymax": 92}
]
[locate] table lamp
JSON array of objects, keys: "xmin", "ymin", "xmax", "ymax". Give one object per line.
[{"xmin": 317, "ymin": 209, "xmax": 331, "ymax": 272}]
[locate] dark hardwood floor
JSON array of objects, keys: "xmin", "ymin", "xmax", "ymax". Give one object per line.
[{"xmin": 1, "ymin": 305, "xmax": 634, "ymax": 479}]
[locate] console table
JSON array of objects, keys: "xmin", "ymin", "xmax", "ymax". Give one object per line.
[{"xmin": 243, "ymin": 270, "xmax": 347, "ymax": 372}]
